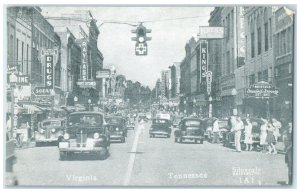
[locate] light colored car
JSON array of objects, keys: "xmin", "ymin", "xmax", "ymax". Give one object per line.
[{"xmin": 35, "ymin": 118, "xmax": 65, "ymax": 146}]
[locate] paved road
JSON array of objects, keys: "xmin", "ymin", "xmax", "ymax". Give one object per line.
[{"xmin": 14, "ymin": 122, "xmax": 289, "ymax": 187}]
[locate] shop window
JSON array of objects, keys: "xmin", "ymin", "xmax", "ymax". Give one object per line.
[
  {"xmin": 249, "ymin": 74, "xmax": 255, "ymax": 86},
  {"xmin": 257, "ymin": 27, "xmax": 262, "ymax": 55},
  {"xmin": 263, "ymin": 69, "xmax": 268, "ymax": 82},
  {"xmin": 251, "ymin": 32, "xmax": 255, "ymax": 58},
  {"xmin": 264, "ymin": 22, "xmax": 269, "ymax": 51},
  {"xmin": 258, "ymin": 72, "xmax": 262, "ymax": 82}
]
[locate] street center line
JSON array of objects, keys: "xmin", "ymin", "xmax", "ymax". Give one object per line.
[{"xmin": 123, "ymin": 124, "xmax": 142, "ymax": 186}]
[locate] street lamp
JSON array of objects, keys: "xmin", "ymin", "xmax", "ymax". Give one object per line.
[
  {"xmin": 74, "ymin": 96, "xmax": 78, "ymax": 111},
  {"xmin": 97, "ymin": 100, "xmax": 101, "ymax": 112},
  {"xmin": 88, "ymin": 99, "xmax": 92, "ymax": 111},
  {"xmin": 208, "ymin": 96, "xmax": 212, "ymax": 118},
  {"xmin": 231, "ymin": 88, "xmax": 237, "ymax": 116}
]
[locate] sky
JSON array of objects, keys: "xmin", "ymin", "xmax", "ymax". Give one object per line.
[{"xmin": 41, "ymin": 6, "xmax": 214, "ymax": 89}]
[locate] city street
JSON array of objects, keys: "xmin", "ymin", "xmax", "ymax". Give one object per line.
[{"xmin": 14, "ymin": 122, "xmax": 288, "ymax": 187}]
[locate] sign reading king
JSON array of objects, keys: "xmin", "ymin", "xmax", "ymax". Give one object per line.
[
  {"xmin": 45, "ymin": 55, "xmax": 53, "ymax": 89},
  {"xmin": 200, "ymin": 40, "xmax": 208, "ymax": 83}
]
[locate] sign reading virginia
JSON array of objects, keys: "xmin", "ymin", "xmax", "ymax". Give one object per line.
[{"xmin": 246, "ymin": 81, "xmax": 279, "ymax": 99}]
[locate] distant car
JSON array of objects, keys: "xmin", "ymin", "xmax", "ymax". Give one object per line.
[
  {"xmin": 223, "ymin": 118, "xmax": 264, "ymax": 148},
  {"xmin": 146, "ymin": 112, "xmax": 152, "ymax": 120},
  {"xmin": 126, "ymin": 119, "xmax": 135, "ymax": 130},
  {"xmin": 174, "ymin": 118, "xmax": 205, "ymax": 144},
  {"xmin": 149, "ymin": 118, "xmax": 172, "ymax": 138},
  {"xmin": 58, "ymin": 112, "xmax": 110, "ymax": 160},
  {"xmin": 172, "ymin": 115, "xmax": 183, "ymax": 128},
  {"xmin": 138, "ymin": 113, "xmax": 148, "ymax": 122},
  {"xmin": 35, "ymin": 118, "xmax": 66, "ymax": 146},
  {"xmin": 105, "ymin": 116, "xmax": 127, "ymax": 143}
]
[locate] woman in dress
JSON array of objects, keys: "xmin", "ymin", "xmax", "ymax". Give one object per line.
[
  {"xmin": 244, "ymin": 118, "xmax": 253, "ymax": 151},
  {"xmin": 260, "ymin": 118, "xmax": 268, "ymax": 153},
  {"xmin": 266, "ymin": 122, "xmax": 277, "ymax": 154}
]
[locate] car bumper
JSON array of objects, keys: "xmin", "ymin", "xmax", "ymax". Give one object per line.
[
  {"xmin": 36, "ymin": 138, "xmax": 58, "ymax": 143},
  {"xmin": 110, "ymin": 135, "xmax": 124, "ymax": 140},
  {"xmin": 181, "ymin": 136, "xmax": 203, "ymax": 140},
  {"xmin": 59, "ymin": 146, "xmax": 106, "ymax": 153},
  {"xmin": 150, "ymin": 131, "xmax": 169, "ymax": 135}
]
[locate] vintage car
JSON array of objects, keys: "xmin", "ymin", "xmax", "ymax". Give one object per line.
[
  {"xmin": 138, "ymin": 113, "xmax": 148, "ymax": 122},
  {"xmin": 6, "ymin": 134, "xmax": 18, "ymax": 186},
  {"xmin": 149, "ymin": 118, "xmax": 172, "ymax": 138},
  {"xmin": 58, "ymin": 112, "xmax": 110, "ymax": 160},
  {"xmin": 35, "ymin": 118, "xmax": 66, "ymax": 146},
  {"xmin": 223, "ymin": 118, "xmax": 264, "ymax": 148},
  {"xmin": 174, "ymin": 118, "xmax": 205, "ymax": 144},
  {"xmin": 172, "ymin": 115, "xmax": 183, "ymax": 128},
  {"xmin": 105, "ymin": 116, "xmax": 127, "ymax": 143},
  {"xmin": 202, "ymin": 117, "xmax": 216, "ymax": 142},
  {"xmin": 126, "ymin": 118, "xmax": 135, "ymax": 130},
  {"xmin": 202, "ymin": 118, "xmax": 229, "ymax": 142}
]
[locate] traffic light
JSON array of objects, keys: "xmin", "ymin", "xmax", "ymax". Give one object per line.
[{"xmin": 131, "ymin": 23, "xmax": 151, "ymax": 55}]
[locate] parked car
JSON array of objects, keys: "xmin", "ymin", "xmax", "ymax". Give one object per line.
[
  {"xmin": 223, "ymin": 118, "xmax": 264, "ymax": 148},
  {"xmin": 202, "ymin": 117, "xmax": 216, "ymax": 142},
  {"xmin": 105, "ymin": 116, "xmax": 127, "ymax": 143},
  {"xmin": 174, "ymin": 118, "xmax": 205, "ymax": 144},
  {"xmin": 58, "ymin": 111, "xmax": 110, "ymax": 160},
  {"xmin": 149, "ymin": 118, "xmax": 172, "ymax": 138},
  {"xmin": 35, "ymin": 118, "xmax": 66, "ymax": 146},
  {"xmin": 6, "ymin": 134, "xmax": 18, "ymax": 186}
]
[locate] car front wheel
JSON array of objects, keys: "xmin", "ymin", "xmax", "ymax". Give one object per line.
[{"xmin": 59, "ymin": 151, "xmax": 67, "ymax": 161}]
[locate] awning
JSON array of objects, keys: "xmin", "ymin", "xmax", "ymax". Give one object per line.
[{"xmin": 22, "ymin": 104, "xmax": 43, "ymax": 114}]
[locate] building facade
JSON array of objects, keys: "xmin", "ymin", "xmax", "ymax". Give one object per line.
[
  {"xmin": 208, "ymin": 7, "xmax": 223, "ymax": 118},
  {"xmin": 244, "ymin": 7, "xmax": 275, "ymax": 118},
  {"xmin": 273, "ymin": 7, "xmax": 294, "ymax": 123}
]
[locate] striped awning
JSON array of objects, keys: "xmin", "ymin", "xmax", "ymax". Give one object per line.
[{"xmin": 22, "ymin": 104, "xmax": 42, "ymax": 114}]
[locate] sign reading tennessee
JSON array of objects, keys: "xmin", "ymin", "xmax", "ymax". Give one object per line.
[{"xmin": 246, "ymin": 81, "xmax": 279, "ymax": 99}]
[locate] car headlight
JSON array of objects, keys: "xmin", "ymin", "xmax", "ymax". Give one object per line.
[
  {"xmin": 39, "ymin": 129, "xmax": 45, "ymax": 134},
  {"xmin": 98, "ymin": 137, "xmax": 105, "ymax": 142},
  {"xmin": 94, "ymin": 132, "xmax": 100, "ymax": 139},
  {"xmin": 63, "ymin": 133, "xmax": 70, "ymax": 140},
  {"xmin": 51, "ymin": 128, "xmax": 56, "ymax": 133},
  {"xmin": 116, "ymin": 127, "xmax": 119, "ymax": 131}
]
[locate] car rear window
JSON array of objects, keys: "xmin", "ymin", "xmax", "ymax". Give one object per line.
[
  {"xmin": 184, "ymin": 120, "xmax": 201, "ymax": 127},
  {"xmin": 42, "ymin": 121, "xmax": 62, "ymax": 127},
  {"xmin": 153, "ymin": 119, "xmax": 168, "ymax": 124}
]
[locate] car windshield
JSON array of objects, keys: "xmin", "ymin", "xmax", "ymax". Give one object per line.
[
  {"xmin": 106, "ymin": 117, "xmax": 123, "ymax": 125},
  {"xmin": 184, "ymin": 120, "xmax": 201, "ymax": 127},
  {"xmin": 42, "ymin": 121, "xmax": 62, "ymax": 127},
  {"xmin": 218, "ymin": 121, "xmax": 227, "ymax": 128},
  {"xmin": 68, "ymin": 114, "xmax": 103, "ymax": 126}
]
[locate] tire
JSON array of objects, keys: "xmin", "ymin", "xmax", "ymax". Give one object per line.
[
  {"xmin": 167, "ymin": 134, "xmax": 170, "ymax": 138},
  {"xmin": 122, "ymin": 137, "xmax": 126, "ymax": 143},
  {"xmin": 98, "ymin": 148, "xmax": 108, "ymax": 160},
  {"xmin": 59, "ymin": 151, "xmax": 67, "ymax": 161},
  {"xmin": 175, "ymin": 138, "xmax": 177, "ymax": 143},
  {"xmin": 179, "ymin": 138, "xmax": 182, "ymax": 143},
  {"xmin": 35, "ymin": 142, "xmax": 41, "ymax": 147},
  {"xmin": 200, "ymin": 139, "xmax": 204, "ymax": 144}
]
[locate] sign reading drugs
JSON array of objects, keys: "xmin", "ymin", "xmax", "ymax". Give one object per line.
[
  {"xmin": 246, "ymin": 82, "xmax": 279, "ymax": 99},
  {"xmin": 200, "ymin": 40, "xmax": 208, "ymax": 83},
  {"xmin": 45, "ymin": 55, "xmax": 53, "ymax": 89},
  {"xmin": 81, "ymin": 40, "xmax": 88, "ymax": 80}
]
